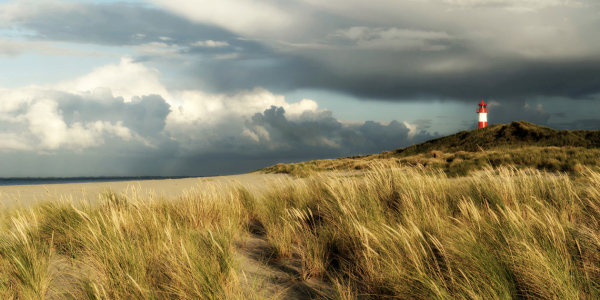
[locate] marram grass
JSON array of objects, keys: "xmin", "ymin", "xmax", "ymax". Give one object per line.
[
  {"xmin": 0, "ymin": 185, "xmax": 255, "ymax": 299},
  {"xmin": 246, "ymin": 163, "xmax": 600, "ymax": 299},
  {"xmin": 2, "ymin": 163, "xmax": 600, "ymax": 299}
]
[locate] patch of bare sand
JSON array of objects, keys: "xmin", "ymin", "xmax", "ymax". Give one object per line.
[
  {"xmin": 0, "ymin": 173, "xmax": 292, "ymax": 209},
  {"xmin": 235, "ymin": 222, "xmax": 334, "ymax": 299}
]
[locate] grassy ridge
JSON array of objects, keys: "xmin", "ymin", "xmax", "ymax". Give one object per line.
[
  {"xmin": 392, "ymin": 121, "xmax": 600, "ymax": 156},
  {"xmin": 257, "ymin": 121, "xmax": 600, "ymax": 176}
]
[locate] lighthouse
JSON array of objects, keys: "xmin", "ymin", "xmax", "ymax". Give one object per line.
[{"xmin": 476, "ymin": 100, "xmax": 488, "ymax": 129}]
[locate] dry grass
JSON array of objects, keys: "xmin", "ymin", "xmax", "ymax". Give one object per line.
[
  {"xmin": 3, "ymin": 162, "xmax": 600, "ymax": 299},
  {"xmin": 257, "ymin": 146, "xmax": 600, "ymax": 177},
  {"xmin": 0, "ymin": 185, "xmax": 256, "ymax": 299},
  {"xmin": 245, "ymin": 163, "xmax": 600, "ymax": 299}
]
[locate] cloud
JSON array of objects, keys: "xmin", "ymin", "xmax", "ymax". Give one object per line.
[
  {"xmin": 54, "ymin": 57, "xmax": 170, "ymax": 102},
  {"xmin": 241, "ymin": 106, "xmax": 434, "ymax": 157},
  {"xmin": 0, "ymin": 40, "xmax": 104, "ymax": 57},
  {"xmin": 0, "ymin": 89, "xmax": 157, "ymax": 152},
  {"xmin": 5, "ymin": 0, "xmax": 600, "ymax": 102},
  {"xmin": 441, "ymin": 0, "xmax": 584, "ymax": 12},
  {"xmin": 0, "ymin": 57, "xmax": 435, "ymax": 175},
  {"xmin": 552, "ymin": 118, "xmax": 600, "ymax": 130},
  {"xmin": 160, "ymin": 0, "xmax": 600, "ymax": 101},
  {"xmin": 148, "ymin": 0, "xmax": 293, "ymax": 37},
  {"xmin": 128, "ymin": 42, "xmax": 184, "ymax": 59},
  {"xmin": 192, "ymin": 40, "xmax": 229, "ymax": 47},
  {"xmin": 213, "ymin": 53, "xmax": 240, "ymax": 60},
  {"xmin": 0, "ymin": 1, "xmax": 237, "ymax": 46},
  {"xmin": 333, "ymin": 27, "xmax": 454, "ymax": 51}
]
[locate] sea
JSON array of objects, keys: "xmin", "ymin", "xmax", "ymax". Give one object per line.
[{"xmin": 0, "ymin": 176, "xmax": 199, "ymax": 187}]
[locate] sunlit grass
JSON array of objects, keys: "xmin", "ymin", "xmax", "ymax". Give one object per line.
[
  {"xmin": 246, "ymin": 163, "xmax": 600, "ymax": 299},
  {"xmin": 0, "ymin": 185, "xmax": 254, "ymax": 299},
  {"xmin": 2, "ymin": 162, "xmax": 600, "ymax": 299}
]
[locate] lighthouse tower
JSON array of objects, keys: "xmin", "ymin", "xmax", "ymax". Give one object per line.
[{"xmin": 476, "ymin": 100, "xmax": 488, "ymax": 129}]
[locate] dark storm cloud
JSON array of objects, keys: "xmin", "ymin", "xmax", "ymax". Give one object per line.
[
  {"xmin": 195, "ymin": 53, "xmax": 600, "ymax": 101},
  {"xmin": 357, "ymin": 121, "xmax": 411, "ymax": 151},
  {"xmin": 164, "ymin": 0, "xmax": 600, "ymax": 102},
  {"xmin": 243, "ymin": 106, "xmax": 431, "ymax": 158},
  {"xmin": 252, "ymin": 106, "xmax": 342, "ymax": 148},
  {"xmin": 46, "ymin": 90, "xmax": 171, "ymax": 138},
  {"xmin": 551, "ymin": 119, "xmax": 600, "ymax": 131},
  {"xmin": 6, "ymin": 0, "xmax": 600, "ymax": 103},
  {"xmin": 1, "ymin": 1, "xmax": 236, "ymax": 46},
  {"xmin": 488, "ymin": 102, "xmax": 551, "ymax": 127}
]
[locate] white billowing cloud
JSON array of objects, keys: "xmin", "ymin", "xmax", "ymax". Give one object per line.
[
  {"xmin": 334, "ymin": 27, "xmax": 453, "ymax": 51},
  {"xmin": 192, "ymin": 40, "xmax": 229, "ymax": 47},
  {"xmin": 54, "ymin": 57, "xmax": 170, "ymax": 102},
  {"xmin": 24, "ymin": 98, "xmax": 143, "ymax": 151},
  {"xmin": 169, "ymin": 87, "xmax": 319, "ymax": 126},
  {"xmin": 0, "ymin": 58, "xmax": 329, "ymax": 154},
  {"xmin": 403, "ymin": 121, "xmax": 419, "ymax": 139},
  {"xmin": 0, "ymin": 87, "xmax": 35, "ymax": 114},
  {"xmin": 0, "ymin": 133, "xmax": 33, "ymax": 151},
  {"xmin": 166, "ymin": 88, "xmax": 322, "ymax": 151},
  {"xmin": 148, "ymin": 0, "xmax": 293, "ymax": 37}
]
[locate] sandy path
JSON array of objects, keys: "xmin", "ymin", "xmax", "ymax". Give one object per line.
[
  {"xmin": 236, "ymin": 223, "xmax": 334, "ymax": 299},
  {"xmin": 0, "ymin": 173, "xmax": 292, "ymax": 209}
]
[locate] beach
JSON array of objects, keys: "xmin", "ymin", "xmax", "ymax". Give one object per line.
[{"xmin": 0, "ymin": 173, "xmax": 291, "ymax": 209}]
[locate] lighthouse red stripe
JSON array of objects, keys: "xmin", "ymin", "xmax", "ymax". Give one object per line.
[{"xmin": 478, "ymin": 122, "xmax": 487, "ymax": 129}]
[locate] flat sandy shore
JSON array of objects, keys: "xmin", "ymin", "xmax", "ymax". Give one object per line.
[{"xmin": 0, "ymin": 173, "xmax": 292, "ymax": 209}]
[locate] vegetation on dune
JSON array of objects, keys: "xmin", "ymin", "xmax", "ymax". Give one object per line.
[
  {"xmin": 243, "ymin": 164, "xmax": 600, "ymax": 299},
  {"xmin": 257, "ymin": 121, "xmax": 600, "ymax": 176},
  {"xmin": 4, "ymin": 163, "xmax": 600, "ymax": 298},
  {"xmin": 393, "ymin": 120, "xmax": 600, "ymax": 156},
  {"xmin": 0, "ymin": 186, "xmax": 252, "ymax": 299}
]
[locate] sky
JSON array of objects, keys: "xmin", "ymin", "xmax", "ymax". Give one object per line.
[{"xmin": 1, "ymin": 0, "xmax": 599, "ymax": 176}]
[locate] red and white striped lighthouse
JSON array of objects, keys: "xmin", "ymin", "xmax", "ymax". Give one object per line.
[{"xmin": 476, "ymin": 100, "xmax": 488, "ymax": 129}]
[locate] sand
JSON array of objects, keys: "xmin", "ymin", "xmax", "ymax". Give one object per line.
[{"xmin": 0, "ymin": 173, "xmax": 292, "ymax": 209}]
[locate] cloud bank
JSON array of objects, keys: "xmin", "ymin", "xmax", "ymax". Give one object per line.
[
  {"xmin": 0, "ymin": 58, "xmax": 429, "ymax": 176},
  {"xmin": 3, "ymin": 0, "xmax": 600, "ymax": 101}
]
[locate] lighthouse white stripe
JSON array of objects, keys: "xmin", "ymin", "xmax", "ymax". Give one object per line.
[{"xmin": 478, "ymin": 113, "xmax": 487, "ymax": 123}]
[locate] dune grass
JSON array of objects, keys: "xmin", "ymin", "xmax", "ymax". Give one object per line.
[
  {"xmin": 0, "ymin": 185, "xmax": 253, "ymax": 299},
  {"xmin": 257, "ymin": 146, "xmax": 600, "ymax": 177},
  {"xmin": 244, "ymin": 164, "xmax": 600, "ymax": 299},
  {"xmin": 2, "ymin": 163, "xmax": 600, "ymax": 299}
]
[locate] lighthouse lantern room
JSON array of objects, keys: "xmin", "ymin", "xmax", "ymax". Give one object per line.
[{"xmin": 476, "ymin": 100, "xmax": 488, "ymax": 129}]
